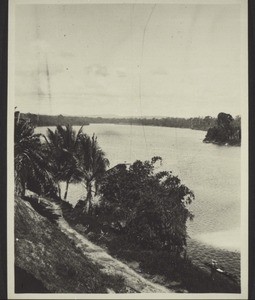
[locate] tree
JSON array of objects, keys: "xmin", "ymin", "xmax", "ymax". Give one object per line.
[
  {"xmin": 44, "ymin": 125, "xmax": 83, "ymax": 200},
  {"xmin": 77, "ymin": 134, "xmax": 109, "ymax": 213},
  {"xmin": 14, "ymin": 116, "xmax": 53, "ymax": 197},
  {"xmin": 204, "ymin": 112, "xmax": 241, "ymax": 145},
  {"xmin": 217, "ymin": 112, "xmax": 233, "ymax": 128},
  {"xmin": 98, "ymin": 157, "xmax": 194, "ymax": 253}
]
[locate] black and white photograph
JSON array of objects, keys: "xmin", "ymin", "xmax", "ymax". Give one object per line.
[{"xmin": 8, "ymin": 0, "xmax": 248, "ymax": 298}]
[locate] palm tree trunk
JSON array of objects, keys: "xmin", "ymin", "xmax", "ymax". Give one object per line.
[
  {"xmin": 86, "ymin": 181, "xmax": 93, "ymax": 214},
  {"xmin": 64, "ymin": 180, "xmax": 69, "ymax": 200},
  {"xmin": 19, "ymin": 178, "xmax": 26, "ymax": 198},
  {"xmin": 20, "ymin": 183, "xmax": 26, "ymax": 198},
  {"xmin": 57, "ymin": 183, "xmax": 61, "ymax": 198}
]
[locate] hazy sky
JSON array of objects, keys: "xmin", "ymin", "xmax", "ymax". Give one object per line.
[{"xmin": 15, "ymin": 1, "xmax": 244, "ymax": 118}]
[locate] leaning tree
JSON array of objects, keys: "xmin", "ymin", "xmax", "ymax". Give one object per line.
[
  {"xmin": 14, "ymin": 116, "xmax": 53, "ymax": 197},
  {"xmin": 77, "ymin": 133, "xmax": 109, "ymax": 214}
]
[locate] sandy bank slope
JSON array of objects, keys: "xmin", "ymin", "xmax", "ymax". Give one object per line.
[
  {"xmin": 57, "ymin": 216, "xmax": 172, "ymax": 293},
  {"xmin": 15, "ymin": 196, "xmax": 173, "ymax": 294}
]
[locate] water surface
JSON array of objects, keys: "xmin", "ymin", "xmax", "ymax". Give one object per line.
[{"xmin": 37, "ymin": 124, "xmax": 241, "ymax": 268}]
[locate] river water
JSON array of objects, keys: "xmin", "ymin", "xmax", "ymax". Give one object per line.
[{"xmin": 36, "ymin": 124, "xmax": 241, "ymax": 277}]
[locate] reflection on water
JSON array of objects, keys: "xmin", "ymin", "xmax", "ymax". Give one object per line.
[{"xmin": 36, "ymin": 124, "xmax": 241, "ymax": 276}]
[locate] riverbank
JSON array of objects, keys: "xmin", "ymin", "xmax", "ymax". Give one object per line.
[
  {"xmin": 55, "ymin": 179, "xmax": 241, "ymax": 284},
  {"xmin": 15, "ymin": 195, "xmax": 173, "ymax": 293},
  {"xmin": 203, "ymin": 140, "xmax": 241, "ymax": 146},
  {"xmin": 66, "ymin": 200, "xmax": 240, "ymax": 293},
  {"xmin": 187, "ymin": 239, "xmax": 240, "ymax": 282},
  {"xmin": 16, "ymin": 194, "xmax": 240, "ymax": 294},
  {"xmin": 53, "ymin": 177, "xmax": 241, "ymax": 286},
  {"xmin": 74, "ymin": 223, "xmax": 240, "ymax": 293},
  {"xmin": 15, "ymin": 196, "xmax": 125, "ymax": 293}
]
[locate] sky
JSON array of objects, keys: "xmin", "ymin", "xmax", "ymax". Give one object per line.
[{"xmin": 14, "ymin": 1, "xmax": 244, "ymax": 118}]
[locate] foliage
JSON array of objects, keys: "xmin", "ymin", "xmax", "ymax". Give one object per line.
[
  {"xmin": 20, "ymin": 113, "xmax": 90, "ymax": 127},
  {"xmin": 76, "ymin": 134, "xmax": 110, "ymax": 213},
  {"xmin": 15, "ymin": 111, "xmax": 109, "ymax": 205},
  {"xmin": 97, "ymin": 157, "xmax": 194, "ymax": 253},
  {"xmin": 14, "ymin": 117, "xmax": 54, "ymax": 196},
  {"xmin": 204, "ymin": 113, "xmax": 241, "ymax": 145},
  {"xmin": 44, "ymin": 125, "xmax": 109, "ymax": 204},
  {"xmin": 44, "ymin": 125, "xmax": 84, "ymax": 199}
]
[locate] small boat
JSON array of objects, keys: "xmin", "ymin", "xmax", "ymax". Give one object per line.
[
  {"xmin": 204, "ymin": 260, "xmax": 238, "ymax": 283},
  {"xmin": 216, "ymin": 268, "xmax": 224, "ymax": 273},
  {"xmin": 204, "ymin": 260, "xmax": 225, "ymax": 274}
]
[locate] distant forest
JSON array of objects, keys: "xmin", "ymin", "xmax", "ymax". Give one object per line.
[
  {"xmin": 20, "ymin": 113, "xmax": 216, "ymax": 131},
  {"xmin": 20, "ymin": 112, "xmax": 241, "ymax": 132}
]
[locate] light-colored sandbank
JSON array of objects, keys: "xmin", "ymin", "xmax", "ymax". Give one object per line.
[{"xmin": 194, "ymin": 228, "xmax": 240, "ymax": 252}]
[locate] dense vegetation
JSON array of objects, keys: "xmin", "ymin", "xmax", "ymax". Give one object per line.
[
  {"xmin": 15, "ymin": 114, "xmax": 109, "ymax": 207},
  {"xmin": 21, "ymin": 112, "xmax": 217, "ymax": 131},
  {"xmin": 20, "ymin": 112, "xmax": 90, "ymax": 126},
  {"xmin": 14, "ymin": 116, "xmax": 54, "ymax": 196},
  {"xmin": 203, "ymin": 113, "xmax": 241, "ymax": 146},
  {"xmin": 97, "ymin": 158, "xmax": 194, "ymax": 253}
]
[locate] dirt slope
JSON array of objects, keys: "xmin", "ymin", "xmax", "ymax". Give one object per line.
[
  {"xmin": 15, "ymin": 196, "xmax": 123, "ymax": 293},
  {"xmin": 15, "ymin": 196, "xmax": 173, "ymax": 294}
]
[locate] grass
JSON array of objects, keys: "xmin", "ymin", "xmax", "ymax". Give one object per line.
[{"xmin": 15, "ymin": 196, "xmax": 125, "ymax": 293}]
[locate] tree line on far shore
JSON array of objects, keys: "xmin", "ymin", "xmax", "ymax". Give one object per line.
[{"xmin": 21, "ymin": 112, "xmax": 221, "ymax": 131}]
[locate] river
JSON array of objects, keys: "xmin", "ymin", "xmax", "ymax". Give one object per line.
[{"xmin": 36, "ymin": 124, "xmax": 241, "ymax": 278}]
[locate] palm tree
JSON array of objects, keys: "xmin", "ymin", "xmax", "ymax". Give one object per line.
[
  {"xmin": 44, "ymin": 125, "xmax": 83, "ymax": 200},
  {"xmin": 77, "ymin": 134, "xmax": 109, "ymax": 213},
  {"xmin": 14, "ymin": 116, "xmax": 53, "ymax": 197}
]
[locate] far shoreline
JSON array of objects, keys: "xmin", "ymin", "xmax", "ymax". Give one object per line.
[
  {"xmin": 21, "ymin": 112, "xmax": 217, "ymax": 132},
  {"xmin": 36, "ymin": 122, "xmax": 208, "ymax": 133}
]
